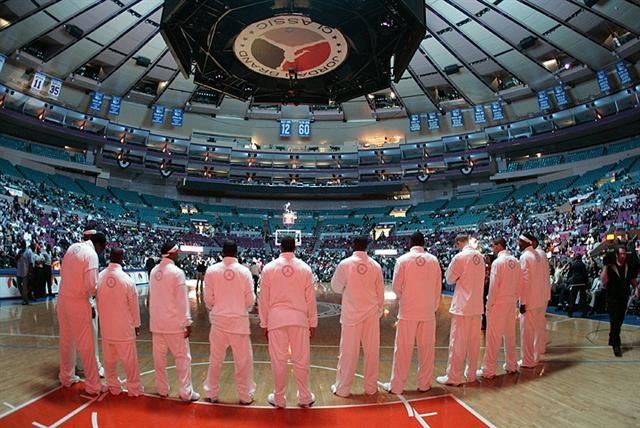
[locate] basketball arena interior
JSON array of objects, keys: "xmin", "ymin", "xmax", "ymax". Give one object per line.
[{"xmin": 0, "ymin": 0, "xmax": 639, "ymax": 426}]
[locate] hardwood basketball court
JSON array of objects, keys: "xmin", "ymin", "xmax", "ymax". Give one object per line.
[{"xmin": 0, "ymin": 284, "xmax": 638, "ymax": 427}]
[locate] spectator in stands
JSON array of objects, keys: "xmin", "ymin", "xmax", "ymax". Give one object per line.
[
  {"xmin": 383, "ymin": 231, "xmax": 441, "ymax": 394},
  {"xmin": 202, "ymin": 240, "xmax": 256, "ymax": 405},
  {"xmin": 437, "ymin": 234, "xmax": 485, "ymax": 386},
  {"xmin": 57, "ymin": 229, "xmax": 107, "ymax": 396},
  {"xmin": 601, "ymin": 246, "xmax": 637, "ymax": 357},
  {"xmin": 566, "ymin": 251, "xmax": 589, "ymax": 317},
  {"xmin": 249, "ymin": 258, "xmax": 261, "ymax": 297},
  {"xmin": 259, "ymin": 235, "xmax": 317, "ymax": 408},
  {"xmin": 15, "ymin": 240, "xmax": 33, "ymax": 305},
  {"xmin": 331, "ymin": 235, "xmax": 384, "ymax": 397},
  {"xmin": 42, "ymin": 244, "xmax": 53, "ymax": 297},
  {"xmin": 96, "ymin": 248, "xmax": 143, "ymax": 397},
  {"xmin": 149, "ymin": 242, "xmax": 199, "ymax": 402},
  {"xmin": 477, "ymin": 237, "xmax": 521, "ymax": 379}
]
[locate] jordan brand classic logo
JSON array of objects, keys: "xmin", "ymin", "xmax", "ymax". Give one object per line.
[
  {"xmin": 233, "ymin": 15, "xmax": 348, "ymax": 79},
  {"xmin": 508, "ymin": 259, "xmax": 517, "ymax": 269},
  {"xmin": 223, "ymin": 269, "xmax": 235, "ymax": 281},
  {"xmin": 357, "ymin": 263, "xmax": 368, "ymax": 275},
  {"xmin": 282, "ymin": 265, "xmax": 294, "ymax": 277},
  {"xmin": 154, "ymin": 271, "xmax": 163, "ymax": 281},
  {"xmin": 416, "ymin": 256, "xmax": 426, "ymax": 267},
  {"xmin": 106, "ymin": 277, "xmax": 116, "ymax": 288},
  {"xmin": 473, "ymin": 254, "xmax": 482, "ymax": 265}
]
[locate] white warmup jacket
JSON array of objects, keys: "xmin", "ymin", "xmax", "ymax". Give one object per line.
[
  {"xmin": 149, "ymin": 257, "xmax": 195, "ymax": 400},
  {"xmin": 203, "ymin": 257, "xmax": 256, "ymax": 403},
  {"xmin": 331, "ymin": 251, "xmax": 384, "ymax": 396},
  {"xmin": 97, "ymin": 263, "xmax": 143, "ymax": 396},
  {"xmin": 388, "ymin": 246, "xmax": 441, "ymax": 393},
  {"xmin": 445, "ymin": 245, "xmax": 486, "ymax": 316},
  {"xmin": 259, "ymin": 252, "xmax": 317, "ymax": 407},
  {"xmin": 58, "ymin": 239, "xmax": 102, "ymax": 394},
  {"xmin": 481, "ymin": 250, "xmax": 521, "ymax": 376}
]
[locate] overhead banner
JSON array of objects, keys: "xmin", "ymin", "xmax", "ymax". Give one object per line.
[
  {"xmin": 0, "ymin": 54, "xmax": 5, "ymax": 73},
  {"xmin": 596, "ymin": 70, "xmax": 611, "ymax": 93},
  {"xmin": 450, "ymin": 109, "xmax": 463, "ymax": 128},
  {"xmin": 491, "ymin": 101, "xmax": 504, "ymax": 120},
  {"xmin": 152, "ymin": 105, "xmax": 165, "ymax": 124},
  {"xmin": 537, "ymin": 90, "xmax": 551, "ymax": 111},
  {"xmin": 615, "ymin": 61, "xmax": 631, "ymax": 85},
  {"xmin": 89, "ymin": 91, "xmax": 104, "ymax": 111},
  {"xmin": 473, "ymin": 105, "xmax": 486, "ymax": 124},
  {"xmin": 48, "ymin": 78, "xmax": 62, "ymax": 99},
  {"xmin": 108, "ymin": 96, "xmax": 122, "ymax": 115},
  {"xmin": 409, "ymin": 113, "xmax": 421, "ymax": 132},
  {"xmin": 30, "ymin": 72, "xmax": 47, "ymax": 93},
  {"xmin": 553, "ymin": 85, "xmax": 568, "ymax": 107},
  {"xmin": 171, "ymin": 108, "xmax": 183, "ymax": 127},
  {"xmin": 426, "ymin": 112, "xmax": 439, "ymax": 130}
]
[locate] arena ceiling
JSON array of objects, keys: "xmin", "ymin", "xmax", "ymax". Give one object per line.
[{"xmin": 0, "ymin": 0, "xmax": 639, "ymax": 118}]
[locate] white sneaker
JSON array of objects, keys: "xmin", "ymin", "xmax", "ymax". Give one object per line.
[
  {"xmin": 267, "ymin": 393, "xmax": 285, "ymax": 408},
  {"xmin": 502, "ymin": 363, "xmax": 518, "ymax": 374},
  {"xmin": 435, "ymin": 376, "xmax": 461, "ymax": 386},
  {"xmin": 381, "ymin": 382, "xmax": 401, "ymax": 394},
  {"xmin": 98, "ymin": 366, "xmax": 105, "ymax": 378},
  {"xmin": 298, "ymin": 392, "xmax": 315, "ymax": 408},
  {"xmin": 476, "ymin": 369, "xmax": 494, "ymax": 379},
  {"xmin": 181, "ymin": 391, "xmax": 200, "ymax": 402},
  {"xmin": 517, "ymin": 359, "xmax": 538, "ymax": 369},
  {"xmin": 330, "ymin": 384, "xmax": 349, "ymax": 398}
]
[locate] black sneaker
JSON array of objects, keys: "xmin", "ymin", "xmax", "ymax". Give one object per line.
[{"xmin": 613, "ymin": 346, "xmax": 622, "ymax": 357}]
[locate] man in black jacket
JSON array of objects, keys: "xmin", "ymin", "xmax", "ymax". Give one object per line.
[
  {"xmin": 566, "ymin": 251, "xmax": 589, "ymax": 317},
  {"xmin": 601, "ymin": 246, "xmax": 637, "ymax": 357}
]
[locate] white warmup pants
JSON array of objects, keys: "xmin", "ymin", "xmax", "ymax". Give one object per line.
[
  {"xmin": 334, "ymin": 313, "xmax": 380, "ymax": 396},
  {"xmin": 520, "ymin": 307, "xmax": 546, "ymax": 366},
  {"xmin": 203, "ymin": 328, "xmax": 255, "ymax": 403},
  {"xmin": 445, "ymin": 314, "xmax": 482, "ymax": 384},
  {"xmin": 267, "ymin": 326, "xmax": 313, "ymax": 407},
  {"xmin": 389, "ymin": 319, "xmax": 435, "ymax": 393},
  {"xmin": 58, "ymin": 296, "xmax": 102, "ymax": 394},
  {"xmin": 481, "ymin": 304, "xmax": 517, "ymax": 376},
  {"xmin": 76, "ymin": 313, "xmax": 103, "ymax": 372},
  {"xmin": 152, "ymin": 333, "xmax": 194, "ymax": 400},
  {"xmin": 102, "ymin": 339, "xmax": 143, "ymax": 396}
]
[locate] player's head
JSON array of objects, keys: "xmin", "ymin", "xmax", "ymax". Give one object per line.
[
  {"xmin": 518, "ymin": 232, "xmax": 535, "ymax": 251},
  {"xmin": 90, "ymin": 232, "xmax": 107, "ymax": 254},
  {"xmin": 455, "ymin": 234, "xmax": 469, "ymax": 250},
  {"xmin": 280, "ymin": 235, "xmax": 296, "ymax": 253},
  {"xmin": 491, "ymin": 237, "xmax": 507, "ymax": 253},
  {"xmin": 353, "ymin": 235, "xmax": 369, "ymax": 252},
  {"xmin": 161, "ymin": 241, "xmax": 180, "ymax": 261},
  {"xmin": 110, "ymin": 247, "xmax": 124, "ymax": 265},
  {"xmin": 410, "ymin": 231, "xmax": 425, "ymax": 248},
  {"xmin": 222, "ymin": 240, "xmax": 238, "ymax": 258}
]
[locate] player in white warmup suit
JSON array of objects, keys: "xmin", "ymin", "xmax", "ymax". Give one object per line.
[
  {"xmin": 96, "ymin": 248, "xmax": 143, "ymax": 396},
  {"xmin": 382, "ymin": 231, "xmax": 441, "ymax": 394},
  {"xmin": 149, "ymin": 242, "xmax": 199, "ymax": 402},
  {"xmin": 477, "ymin": 237, "xmax": 521, "ymax": 378},
  {"xmin": 57, "ymin": 229, "xmax": 107, "ymax": 395},
  {"xmin": 532, "ymin": 235, "xmax": 551, "ymax": 357},
  {"xmin": 518, "ymin": 233, "xmax": 550, "ymax": 368},
  {"xmin": 202, "ymin": 240, "xmax": 256, "ymax": 405},
  {"xmin": 259, "ymin": 235, "xmax": 317, "ymax": 408},
  {"xmin": 331, "ymin": 235, "xmax": 385, "ymax": 397},
  {"xmin": 436, "ymin": 234, "xmax": 485, "ymax": 386}
]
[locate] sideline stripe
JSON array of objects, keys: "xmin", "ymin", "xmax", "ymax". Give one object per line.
[
  {"xmin": 91, "ymin": 411, "xmax": 99, "ymax": 428},
  {"xmin": 451, "ymin": 394, "xmax": 497, "ymax": 428},
  {"xmin": 0, "ymin": 385, "xmax": 62, "ymax": 419},
  {"xmin": 2, "ymin": 402, "xmax": 15, "ymax": 409},
  {"xmin": 396, "ymin": 394, "xmax": 414, "ymax": 417},
  {"xmin": 48, "ymin": 393, "xmax": 105, "ymax": 428}
]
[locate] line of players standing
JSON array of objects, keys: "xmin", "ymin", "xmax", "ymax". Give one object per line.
[{"xmin": 55, "ymin": 226, "xmax": 637, "ymax": 406}]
